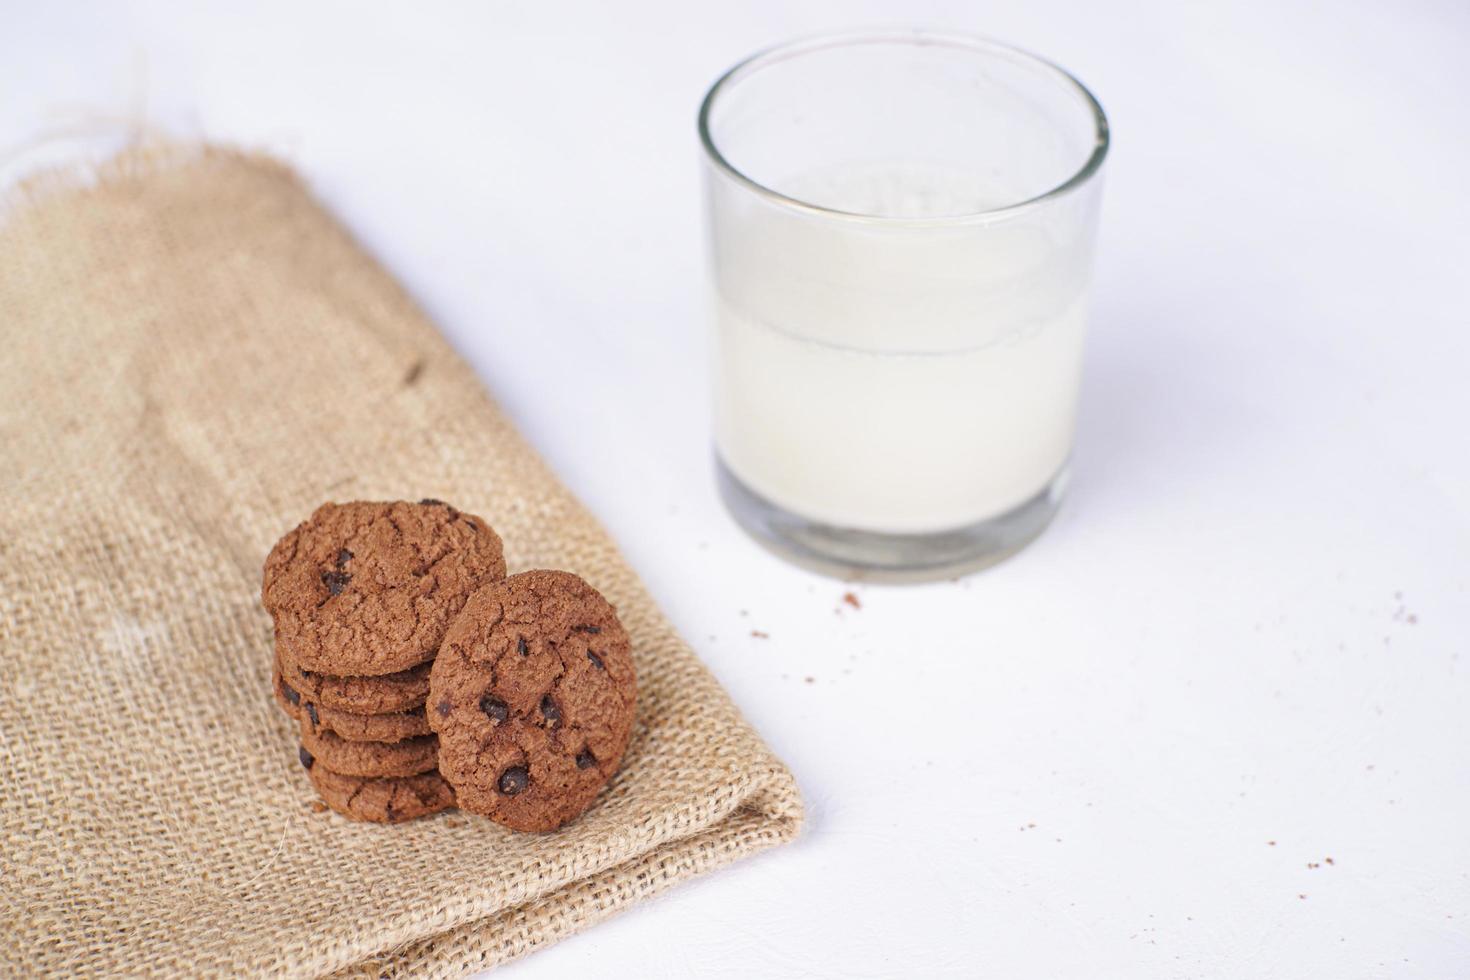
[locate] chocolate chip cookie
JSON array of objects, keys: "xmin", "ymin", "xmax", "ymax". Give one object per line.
[
  {"xmin": 428, "ymin": 570, "xmax": 637, "ymax": 832},
  {"xmin": 274, "ymin": 657, "xmax": 431, "ymax": 743},
  {"xmin": 298, "ymin": 725, "xmax": 438, "ymax": 778},
  {"xmin": 305, "ymin": 762, "xmax": 456, "ymax": 823},
  {"xmin": 262, "ymin": 500, "xmax": 507, "ymax": 676},
  {"xmin": 276, "ymin": 639, "xmax": 432, "ymax": 715}
]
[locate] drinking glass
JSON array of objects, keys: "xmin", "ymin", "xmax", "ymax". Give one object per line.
[{"xmin": 699, "ymin": 31, "xmax": 1109, "ymax": 579}]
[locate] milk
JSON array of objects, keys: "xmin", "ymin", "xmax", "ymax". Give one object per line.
[{"xmin": 709, "ymin": 165, "xmax": 1100, "ymax": 535}]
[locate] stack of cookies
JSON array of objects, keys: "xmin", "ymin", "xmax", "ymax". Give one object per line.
[{"xmin": 261, "ymin": 500, "xmax": 637, "ymax": 831}]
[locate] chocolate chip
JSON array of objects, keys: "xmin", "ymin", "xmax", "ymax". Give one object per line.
[
  {"xmin": 539, "ymin": 695, "xmax": 561, "ymax": 727},
  {"xmin": 586, "ymin": 650, "xmax": 604, "ymax": 670},
  {"xmin": 575, "ymin": 748, "xmax": 596, "ymax": 770},
  {"xmin": 517, "ymin": 636, "xmax": 529, "ymax": 656},
  {"xmin": 298, "ymin": 746, "xmax": 314, "ymax": 770},
  {"xmin": 498, "ymin": 765, "xmax": 529, "ymax": 796},
  {"xmin": 480, "ymin": 694, "xmax": 508, "ymax": 723},
  {"xmin": 321, "ymin": 569, "xmax": 351, "ymax": 596},
  {"xmin": 282, "ymin": 683, "xmax": 301, "ymax": 706},
  {"xmin": 573, "ymin": 625, "xmax": 601, "ymax": 635},
  {"xmin": 305, "ymin": 702, "xmax": 319, "ymax": 727},
  {"xmin": 418, "ymin": 497, "xmax": 461, "ymax": 520},
  {"xmin": 336, "ymin": 548, "xmax": 353, "ymax": 566},
  {"xmin": 435, "ymin": 698, "xmax": 453, "ymax": 717}
]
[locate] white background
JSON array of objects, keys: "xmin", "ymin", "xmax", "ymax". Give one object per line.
[{"xmin": 5, "ymin": 2, "xmax": 1469, "ymax": 977}]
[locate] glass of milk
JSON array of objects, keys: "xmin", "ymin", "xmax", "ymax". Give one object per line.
[{"xmin": 699, "ymin": 32, "xmax": 1109, "ymax": 579}]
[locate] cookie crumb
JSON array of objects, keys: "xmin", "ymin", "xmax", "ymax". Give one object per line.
[
  {"xmin": 751, "ymin": 630, "xmax": 769, "ymax": 639},
  {"xmin": 803, "ymin": 676, "xmax": 814, "ymax": 684},
  {"xmin": 1267, "ymin": 840, "xmax": 1276, "ymax": 846},
  {"xmin": 1325, "ymin": 856, "xmax": 1335, "ymax": 865},
  {"xmin": 842, "ymin": 591, "xmax": 861, "ymax": 610},
  {"xmin": 310, "ymin": 801, "xmax": 329, "ymax": 814}
]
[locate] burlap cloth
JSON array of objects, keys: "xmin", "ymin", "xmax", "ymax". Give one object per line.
[{"xmin": 0, "ymin": 147, "xmax": 802, "ymax": 978}]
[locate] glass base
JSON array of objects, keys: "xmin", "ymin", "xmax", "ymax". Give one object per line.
[{"xmin": 716, "ymin": 457, "xmax": 1067, "ymax": 582}]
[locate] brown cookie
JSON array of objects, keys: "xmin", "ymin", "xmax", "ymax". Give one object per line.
[
  {"xmin": 298, "ymin": 724, "xmax": 438, "ymax": 778},
  {"xmin": 304, "ymin": 762, "xmax": 455, "ymax": 823},
  {"xmin": 428, "ymin": 570, "xmax": 637, "ymax": 832},
  {"xmin": 274, "ymin": 656, "xmax": 431, "ymax": 743},
  {"xmin": 277, "ymin": 638, "xmax": 431, "ymax": 715},
  {"xmin": 262, "ymin": 500, "xmax": 507, "ymax": 676}
]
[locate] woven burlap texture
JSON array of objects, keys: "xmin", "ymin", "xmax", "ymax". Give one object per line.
[{"xmin": 0, "ymin": 147, "xmax": 802, "ymax": 978}]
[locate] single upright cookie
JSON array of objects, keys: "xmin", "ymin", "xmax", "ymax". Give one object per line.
[
  {"xmin": 298, "ymin": 724, "xmax": 438, "ymax": 778},
  {"xmin": 274, "ymin": 657, "xmax": 432, "ymax": 743},
  {"xmin": 305, "ymin": 761, "xmax": 456, "ymax": 824},
  {"xmin": 276, "ymin": 639, "xmax": 432, "ymax": 715},
  {"xmin": 428, "ymin": 570, "xmax": 637, "ymax": 832},
  {"xmin": 262, "ymin": 500, "xmax": 506, "ymax": 676}
]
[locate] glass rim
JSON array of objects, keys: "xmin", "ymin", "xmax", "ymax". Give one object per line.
[{"xmin": 697, "ymin": 30, "xmax": 1110, "ymax": 225}]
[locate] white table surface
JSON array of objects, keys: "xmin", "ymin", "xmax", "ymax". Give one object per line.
[{"xmin": 6, "ymin": 2, "xmax": 1468, "ymax": 977}]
